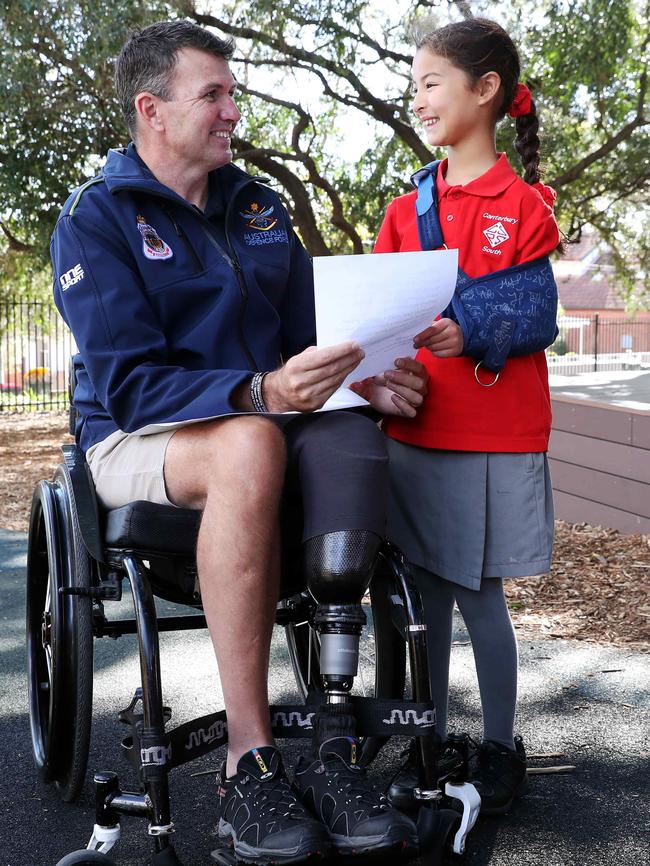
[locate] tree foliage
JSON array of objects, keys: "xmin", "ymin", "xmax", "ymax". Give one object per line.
[{"xmin": 1, "ymin": 0, "xmax": 648, "ymax": 303}]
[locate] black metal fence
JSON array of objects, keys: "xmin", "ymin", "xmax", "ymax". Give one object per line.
[
  {"xmin": 1, "ymin": 303, "xmax": 650, "ymax": 412},
  {"xmin": 548, "ymin": 315, "xmax": 650, "ymax": 374},
  {"xmin": 0, "ymin": 301, "xmax": 76, "ymax": 412}
]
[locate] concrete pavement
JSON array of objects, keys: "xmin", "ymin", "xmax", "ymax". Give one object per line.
[
  {"xmin": 1, "ymin": 528, "xmax": 648, "ymax": 866},
  {"xmin": 549, "ymin": 369, "xmax": 650, "ymax": 410}
]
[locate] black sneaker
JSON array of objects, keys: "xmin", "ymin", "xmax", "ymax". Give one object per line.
[
  {"xmin": 293, "ymin": 736, "xmax": 418, "ymax": 856},
  {"xmin": 387, "ymin": 736, "xmax": 471, "ymax": 811},
  {"xmin": 470, "ymin": 736, "xmax": 528, "ymax": 816},
  {"xmin": 216, "ymin": 746, "xmax": 331, "ymax": 864}
]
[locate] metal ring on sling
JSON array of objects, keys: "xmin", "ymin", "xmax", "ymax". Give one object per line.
[{"xmin": 474, "ymin": 361, "xmax": 500, "ymax": 387}]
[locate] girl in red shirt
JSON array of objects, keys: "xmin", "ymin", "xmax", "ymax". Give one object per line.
[{"xmin": 376, "ymin": 18, "xmax": 560, "ymax": 815}]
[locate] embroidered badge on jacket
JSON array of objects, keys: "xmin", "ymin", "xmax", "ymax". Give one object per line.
[
  {"xmin": 137, "ymin": 215, "xmax": 173, "ymax": 260},
  {"xmin": 240, "ymin": 202, "xmax": 288, "ymax": 247},
  {"xmin": 239, "ymin": 202, "xmax": 278, "ymax": 231}
]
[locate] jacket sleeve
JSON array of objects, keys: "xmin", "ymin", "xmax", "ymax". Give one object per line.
[
  {"xmin": 278, "ymin": 227, "xmax": 317, "ymax": 360},
  {"xmin": 51, "ymin": 206, "xmax": 252, "ymax": 433}
]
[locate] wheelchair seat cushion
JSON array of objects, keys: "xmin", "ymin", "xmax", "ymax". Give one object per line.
[{"xmin": 104, "ymin": 501, "xmax": 201, "ymax": 555}]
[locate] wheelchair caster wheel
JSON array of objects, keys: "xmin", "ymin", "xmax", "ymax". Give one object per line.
[
  {"xmin": 417, "ymin": 807, "xmax": 462, "ymax": 864},
  {"xmin": 55, "ymin": 852, "xmax": 117, "ymax": 866}
]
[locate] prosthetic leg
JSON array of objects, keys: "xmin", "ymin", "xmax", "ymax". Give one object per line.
[
  {"xmin": 303, "ymin": 530, "xmax": 480, "ymax": 863},
  {"xmin": 304, "ymin": 529, "xmax": 380, "ymax": 728}
]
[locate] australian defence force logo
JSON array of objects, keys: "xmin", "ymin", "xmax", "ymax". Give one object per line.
[
  {"xmin": 137, "ymin": 215, "xmax": 173, "ymax": 260},
  {"xmin": 240, "ymin": 202, "xmax": 278, "ymax": 231},
  {"xmin": 240, "ymin": 202, "xmax": 288, "ymax": 247}
]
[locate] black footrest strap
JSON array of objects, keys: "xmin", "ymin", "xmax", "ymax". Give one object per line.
[{"xmin": 122, "ymin": 698, "xmax": 436, "ymax": 772}]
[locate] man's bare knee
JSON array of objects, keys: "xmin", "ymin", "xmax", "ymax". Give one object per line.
[
  {"xmin": 165, "ymin": 416, "xmax": 286, "ymax": 509},
  {"xmin": 215, "ymin": 416, "xmax": 287, "ymax": 486}
]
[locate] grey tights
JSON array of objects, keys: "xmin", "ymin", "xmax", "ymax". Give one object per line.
[{"xmin": 413, "ymin": 566, "xmax": 518, "ymax": 750}]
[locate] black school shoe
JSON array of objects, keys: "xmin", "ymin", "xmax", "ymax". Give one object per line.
[
  {"xmin": 293, "ymin": 736, "xmax": 418, "ymax": 856},
  {"xmin": 387, "ymin": 737, "xmax": 470, "ymax": 812},
  {"xmin": 469, "ymin": 736, "xmax": 528, "ymax": 816},
  {"xmin": 216, "ymin": 746, "xmax": 332, "ymax": 864}
]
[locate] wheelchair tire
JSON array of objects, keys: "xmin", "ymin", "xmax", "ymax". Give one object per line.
[
  {"xmin": 285, "ymin": 551, "xmax": 407, "ymax": 765},
  {"xmin": 26, "ymin": 468, "xmax": 94, "ymax": 802},
  {"xmin": 56, "ymin": 852, "xmax": 117, "ymax": 866}
]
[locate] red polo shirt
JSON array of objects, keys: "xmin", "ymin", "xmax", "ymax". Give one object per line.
[{"xmin": 376, "ymin": 154, "xmax": 560, "ymax": 452}]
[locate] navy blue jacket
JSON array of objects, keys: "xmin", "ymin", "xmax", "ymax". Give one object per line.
[{"xmin": 51, "ymin": 146, "xmax": 315, "ymax": 452}]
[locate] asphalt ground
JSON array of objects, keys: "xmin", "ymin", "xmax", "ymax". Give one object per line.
[{"xmin": 1, "ymin": 527, "xmax": 648, "ymax": 866}]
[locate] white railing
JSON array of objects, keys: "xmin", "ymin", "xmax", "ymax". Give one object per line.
[{"xmin": 545, "ymin": 351, "xmax": 650, "ymax": 376}]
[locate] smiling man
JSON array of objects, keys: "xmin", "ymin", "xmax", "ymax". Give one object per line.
[{"xmin": 51, "ymin": 19, "xmax": 423, "ymax": 865}]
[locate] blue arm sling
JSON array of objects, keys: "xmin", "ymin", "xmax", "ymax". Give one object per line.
[{"xmin": 414, "ymin": 161, "xmax": 559, "ymax": 373}]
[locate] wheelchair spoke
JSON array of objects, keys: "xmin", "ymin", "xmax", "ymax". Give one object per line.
[
  {"xmin": 44, "ymin": 644, "xmax": 53, "ymax": 686},
  {"xmin": 307, "ymin": 626, "xmax": 313, "ymax": 687},
  {"xmin": 44, "ymin": 575, "xmax": 51, "ymax": 615}
]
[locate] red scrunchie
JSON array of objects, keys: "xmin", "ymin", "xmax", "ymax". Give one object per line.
[
  {"xmin": 508, "ymin": 82, "xmax": 532, "ymax": 118},
  {"xmin": 533, "ymin": 181, "xmax": 557, "ymax": 208}
]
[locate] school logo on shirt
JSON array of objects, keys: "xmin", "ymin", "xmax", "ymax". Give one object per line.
[
  {"xmin": 136, "ymin": 215, "xmax": 173, "ymax": 260},
  {"xmin": 483, "ymin": 222, "xmax": 510, "ymax": 248}
]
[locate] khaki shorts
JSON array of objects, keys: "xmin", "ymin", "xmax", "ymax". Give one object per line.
[{"xmin": 86, "ymin": 428, "xmax": 178, "ymax": 510}]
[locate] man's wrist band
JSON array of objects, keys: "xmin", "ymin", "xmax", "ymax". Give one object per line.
[{"xmin": 250, "ymin": 372, "xmax": 269, "ymax": 413}]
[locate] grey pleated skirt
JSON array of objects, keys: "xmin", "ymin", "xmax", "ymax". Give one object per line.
[{"xmin": 386, "ymin": 438, "xmax": 554, "ymax": 591}]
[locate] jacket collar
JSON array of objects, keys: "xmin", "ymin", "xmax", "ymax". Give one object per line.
[
  {"xmin": 436, "ymin": 153, "xmax": 518, "ymax": 199},
  {"xmin": 101, "ymin": 144, "xmax": 260, "ymax": 210}
]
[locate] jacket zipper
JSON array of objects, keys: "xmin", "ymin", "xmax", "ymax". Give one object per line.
[
  {"xmin": 196, "ymin": 220, "xmax": 258, "ymax": 372},
  {"xmin": 164, "ymin": 208, "xmax": 204, "ymax": 273},
  {"xmin": 119, "ymin": 182, "xmax": 260, "ymax": 372}
]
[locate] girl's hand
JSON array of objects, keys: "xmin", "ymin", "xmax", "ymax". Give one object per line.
[
  {"xmin": 349, "ymin": 357, "xmax": 428, "ymax": 418},
  {"xmin": 414, "ymin": 318, "xmax": 464, "ymax": 357}
]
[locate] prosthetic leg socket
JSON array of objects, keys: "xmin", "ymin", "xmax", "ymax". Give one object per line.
[{"xmin": 304, "ymin": 530, "xmax": 381, "ymax": 698}]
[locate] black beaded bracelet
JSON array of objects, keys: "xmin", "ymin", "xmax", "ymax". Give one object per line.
[{"xmin": 250, "ymin": 372, "xmax": 269, "ymax": 413}]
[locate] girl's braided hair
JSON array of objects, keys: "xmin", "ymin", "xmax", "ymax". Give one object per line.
[{"xmin": 412, "ymin": 17, "xmax": 541, "ymax": 185}]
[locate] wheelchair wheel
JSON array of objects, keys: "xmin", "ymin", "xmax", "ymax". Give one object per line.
[
  {"xmin": 26, "ymin": 467, "xmax": 94, "ymax": 802},
  {"xmin": 56, "ymin": 852, "xmax": 117, "ymax": 866},
  {"xmin": 285, "ymin": 552, "xmax": 407, "ymax": 764}
]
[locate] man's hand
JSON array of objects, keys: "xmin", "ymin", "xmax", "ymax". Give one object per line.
[
  {"xmin": 263, "ymin": 341, "xmax": 364, "ymax": 413},
  {"xmin": 414, "ymin": 318, "xmax": 464, "ymax": 357},
  {"xmin": 349, "ymin": 357, "xmax": 428, "ymax": 418}
]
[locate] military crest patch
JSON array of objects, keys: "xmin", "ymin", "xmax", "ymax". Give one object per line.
[{"xmin": 137, "ymin": 215, "xmax": 173, "ymax": 260}]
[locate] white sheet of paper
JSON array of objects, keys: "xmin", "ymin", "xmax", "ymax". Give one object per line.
[
  {"xmin": 314, "ymin": 249, "xmax": 458, "ymax": 408},
  {"xmin": 134, "ymin": 248, "xmax": 458, "ymax": 430}
]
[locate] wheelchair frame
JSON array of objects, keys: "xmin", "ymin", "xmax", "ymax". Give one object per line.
[{"xmin": 27, "ymin": 444, "xmax": 480, "ymax": 866}]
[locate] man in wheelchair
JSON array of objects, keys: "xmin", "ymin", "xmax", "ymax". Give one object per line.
[{"xmin": 50, "ymin": 19, "xmax": 430, "ymax": 864}]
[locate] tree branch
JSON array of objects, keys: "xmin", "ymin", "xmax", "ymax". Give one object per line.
[
  {"xmin": 0, "ymin": 222, "xmax": 34, "ymax": 253},
  {"xmin": 234, "ymin": 137, "xmax": 365, "ymax": 253},
  {"xmin": 550, "ymin": 117, "xmax": 648, "ymax": 188},
  {"xmin": 188, "ymin": 6, "xmax": 432, "ymax": 162},
  {"xmin": 233, "ymin": 136, "xmax": 331, "ymax": 255},
  {"xmin": 239, "ymin": 56, "xmax": 430, "ymax": 162},
  {"xmin": 282, "ymin": 11, "xmax": 413, "ymax": 65},
  {"xmin": 550, "ymin": 29, "xmax": 649, "ymax": 188}
]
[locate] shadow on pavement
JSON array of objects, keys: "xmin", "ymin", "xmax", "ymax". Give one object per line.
[{"xmin": 2, "ymin": 530, "xmax": 649, "ymax": 866}]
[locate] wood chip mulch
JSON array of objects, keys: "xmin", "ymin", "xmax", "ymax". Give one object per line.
[{"xmin": 1, "ymin": 413, "xmax": 648, "ymax": 650}]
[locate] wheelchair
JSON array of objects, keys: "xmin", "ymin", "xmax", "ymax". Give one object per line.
[{"xmin": 26, "ymin": 428, "xmax": 480, "ymax": 865}]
